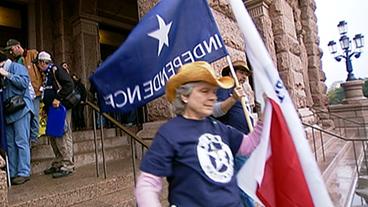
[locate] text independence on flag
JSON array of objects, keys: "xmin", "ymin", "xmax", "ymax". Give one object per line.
[
  {"xmin": 229, "ymin": 0, "xmax": 333, "ymax": 206},
  {"xmin": 90, "ymin": 0, "xmax": 228, "ymax": 112}
]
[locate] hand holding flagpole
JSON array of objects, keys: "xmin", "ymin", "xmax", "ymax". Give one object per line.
[{"xmin": 225, "ymin": 56, "xmax": 254, "ymax": 132}]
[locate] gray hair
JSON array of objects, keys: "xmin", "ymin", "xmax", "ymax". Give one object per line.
[{"xmin": 171, "ymin": 82, "xmax": 197, "ymax": 115}]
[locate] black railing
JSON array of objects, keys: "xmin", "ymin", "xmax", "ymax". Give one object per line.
[
  {"xmin": 303, "ymin": 113, "xmax": 368, "ymax": 206},
  {"xmin": 314, "ymin": 108, "xmax": 368, "ymax": 139},
  {"xmin": 303, "ymin": 122, "xmax": 368, "ymax": 175},
  {"xmin": 84, "ymin": 100, "xmax": 149, "ymax": 185}
]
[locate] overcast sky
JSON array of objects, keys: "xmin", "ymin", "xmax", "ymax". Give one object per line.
[{"xmin": 315, "ymin": 0, "xmax": 368, "ymax": 88}]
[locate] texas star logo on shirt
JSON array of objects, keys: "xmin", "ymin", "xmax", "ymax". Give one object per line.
[{"xmin": 197, "ymin": 133, "xmax": 234, "ymax": 183}]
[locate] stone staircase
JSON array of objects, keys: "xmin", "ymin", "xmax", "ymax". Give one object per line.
[
  {"xmin": 4, "ymin": 120, "xmax": 367, "ymax": 206},
  {"xmin": 30, "ymin": 128, "xmax": 130, "ymax": 175},
  {"xmin": 8, "ymin": 159, "xmax": 136, "ymax": 207},
  {"xmin": 306, "ymin": 126, "xmax": 366, "ymax": 207},
  {"xmin": 7, "ymin": 128, "xmax": 141, "ymax": 207}
]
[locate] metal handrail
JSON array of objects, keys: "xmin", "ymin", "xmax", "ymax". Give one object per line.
[
  {"xmin": 314, "ymin": 108, "xmax": 366, "ymax": 127},
  {"xmin": 85, "ymin": 101, "xmax": 148, "ymax": 147},
  {"xmin": 314, "ymin": 108, "xmax": 368, "ymax": 141},
  {"xmin": 84, "ymin": 100, "xmax": 149, "ymax": 185},
  {"xmin": 303, "ymin": 121, "xmax": 368, "ymax": 205},
  {"xmin": 303, "ymin": 122, "xmax": 368, "ymax": 142}
]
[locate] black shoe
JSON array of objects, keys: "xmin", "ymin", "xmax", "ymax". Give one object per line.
[
  {"xmin": 44, "ymin": 166, "xmax": 60, "ymax": 175},
  {"xmin": 11, "ymin": 176, "xmax": 30, "ymax": 185},
  {"xmin": 52, "ymin": 170, "xmax": 72, "ymax": 179}
]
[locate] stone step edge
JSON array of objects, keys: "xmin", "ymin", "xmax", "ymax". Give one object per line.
[
  {"xmin": 345, "ymin": 145, "xmax": 367, "ymax": 207},
  {"xmin": 310, "ymin": 134, "xmax": 335, "ymax": 155},
  {"xmin": 31, "ymin": 136, "xmax": 129, "ymax": 154},
  {"xmin": 9, "ymin": 174, "xmax": 134, "ymax": 207},
  {"xmin": 70, "ymin": 184, "xmax": 136, "ymax": 207},
  {"xmin": 322, "ymin": 141, "xmax": 352, "ymax": 180},
  {"xmin": 323, "ymin": 141, "xmax": 362, "ymax": 206},
  {"xmin": 31, "ymin": 144, "xmax": 132, "ymax": 163}
]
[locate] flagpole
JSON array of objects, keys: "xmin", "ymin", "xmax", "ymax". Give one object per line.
[
  {"xmin": 225, "ymin": 56, "xmax": 254, "ymax": 132},
  {"xmin": 229, "ymin": 0, "xmax": 333, "ymax": 206},
  {"xmin": 5, "ymin": 155, "xmax": 11, "ymax": 188}
]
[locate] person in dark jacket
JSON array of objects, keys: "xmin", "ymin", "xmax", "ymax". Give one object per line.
[
  {"xmin": 71, "ymin": 74, "xmax": 86, "ymax": 130},
  {"xmin": 33, "ymin": 51, "xmax": 75, "ymax": 178}
]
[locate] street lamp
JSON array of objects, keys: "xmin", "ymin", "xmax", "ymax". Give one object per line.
[{"xmin": 327, "ymin": 20, "xmax": 365, "ymax": 81}]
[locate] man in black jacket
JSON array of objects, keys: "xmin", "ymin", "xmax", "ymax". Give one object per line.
[{"xmin": 33, "ymin": 51, "xmax": 75, "ymax": 178}]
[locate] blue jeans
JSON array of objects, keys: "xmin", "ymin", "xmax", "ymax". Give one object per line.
[
  {"xmin": 6, "ymin": 112, "xmax": 31, "ymax": 177},
  {"xmin": 30, "ymin": 96, "xmax": 40, "ymax": 140}
]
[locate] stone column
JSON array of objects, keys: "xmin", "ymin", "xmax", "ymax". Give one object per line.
[
  {"xmin": 299, "ymin": 0, "xmax": 328, "ymax": 109},
  {"xmin": 245, "ymin": 0, "xmax": 276, "ymax": 63},
  {"xmin": 71, "ymin": 18, "xmax": 100, "ymax": 83},
  {"xmin": 71, "ymin": 0, "xmax": 100, "ymax": 127}
]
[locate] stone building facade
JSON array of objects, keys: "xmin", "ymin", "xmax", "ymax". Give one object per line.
[
  {"xmin": 141, "ymin": 0, "xmax": 328, "ymax": 123},
  {"xmin": 0, "ymin": 0, "xmax": 329, "ymax": 201},
  {"xmin": 0, "ymin": 0, "xmax": 327, "ymax": 124}
]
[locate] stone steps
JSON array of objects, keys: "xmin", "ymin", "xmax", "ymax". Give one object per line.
[
  {"xmin": 8, "ymin": 158, "xmax": 136, "ymax": 207},
  {"xmin": 323, "ymin": 141, "xmax": 363, "ymax": 206},
  {"xmin": 305, "ymin": 126, "xmax": 363, "ymax": 206},
  {"xmin": 30, "ymin": 129, "xmax": 131, "ymax": 175},
  {"xmin": 7, "ymin": 124, "xmax": 364, "ymax": 206},
  {"xmin": 69, "ymin": 189, "xmax": 136, "ymax": 207}
]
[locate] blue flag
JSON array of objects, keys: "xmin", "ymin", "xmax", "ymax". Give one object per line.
[{"xmin": 90, "ymin": 0, "xmax": 228, "ymax": 112}]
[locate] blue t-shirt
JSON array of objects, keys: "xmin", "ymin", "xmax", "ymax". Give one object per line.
[
  {"xmin": 140, "ymin": 116, "xmax": 244, "ymax": 207},
  {"xmin": 216, "ymin": 88, "xmax": 252, "ymax": 134}
]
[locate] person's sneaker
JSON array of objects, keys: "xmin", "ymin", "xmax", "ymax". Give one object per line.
[
  {"xmin": 11, "ymin": 176, "xmax": 30, "ymax": 185},
  {"xmin": 44, "ymin": 166, "xmax": 60, "ymax": 175},
  {"xmin": 52, "ymin": 170, "xmax": 72, "ymax": 179}
]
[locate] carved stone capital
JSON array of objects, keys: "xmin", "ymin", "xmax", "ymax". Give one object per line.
[{"xmin": 245, "ymin": 0, "xmax": 272, "ymax": 18}]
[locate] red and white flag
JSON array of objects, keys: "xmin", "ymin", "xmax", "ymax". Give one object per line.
[{"xmin": 228, "ymin": 0, "xmax": 333, "ymax": 206}]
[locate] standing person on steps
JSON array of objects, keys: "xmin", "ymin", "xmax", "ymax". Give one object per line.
[
  {"xmin": 33, "ymin": 51, "xmax": 75, "ymax": 178},
  {"xmin": 0, "ymin": 51, "xmax": 34, "ymax": 185},
  {"xmin": 212, "ymin": 61, "xmax": 255, "ymax": 206},
  {"xmin": 4, "ymin": 39, "xmax": 43, "ymax": 145}
]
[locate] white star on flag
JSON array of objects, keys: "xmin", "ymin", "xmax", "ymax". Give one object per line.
[{"xmin": 148, "ymin": 15, "xmax": 173, "ymax": 56}]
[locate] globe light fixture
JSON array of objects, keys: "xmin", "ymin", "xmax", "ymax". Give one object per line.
[{"xmin": 327, "ymin": 21, "xmax": 365, "ymax": 81}]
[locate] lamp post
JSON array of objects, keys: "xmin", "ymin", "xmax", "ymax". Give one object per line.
[{"xmin": 327, "ymin": 20, "xmax": 365, "ymax": 81}]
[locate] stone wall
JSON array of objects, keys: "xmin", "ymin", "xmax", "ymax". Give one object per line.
[
  {"xmin": 30, "ymin": 0, "xmax": 327, "ymax": 123},
  {"xmin": 0, "ymin": 156, "xmax": 7, "ymax": 206},
  {"xmin": 138, "ymin": 0, "xmax": 327, "ymax": 123}
]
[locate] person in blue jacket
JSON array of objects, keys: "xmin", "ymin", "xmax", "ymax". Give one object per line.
[
  {"xmin": 213, "ymin": 61, "xmax": 255, "ymax": 206},
  {"xmin": 0, "ymin": 50, "xmax": 34, "ymax": 185}
]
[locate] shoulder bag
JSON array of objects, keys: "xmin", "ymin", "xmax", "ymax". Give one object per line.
[
  {"xmin": 52, "ymin": 68, "xmax": 81, "ymax": 109},
  {"xmin": 4, "ymin": 94, "xmax": 26, "ymax": 115}
]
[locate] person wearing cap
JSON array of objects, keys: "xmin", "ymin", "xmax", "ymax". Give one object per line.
[
  {"xmin": 0, "ymin": 51, "xmax": 34, "ymax": 185},
  {"xmin": 213, "ymin": 61, "xmax": 256, "ymax": 206},
  {"xmin": 135, "ymin": 61, "xmax": 263, "ymax": 207},
  {"xmin": 4, "ymin": 39, "xmax": 43, "ymax": 145},
  {"xmin": 33, "ymin": 51, "xmax": 75, "ymax": 178},
  {"xmin": 213, "ymin": 61, "xmax": 254, "ymax": 134}
]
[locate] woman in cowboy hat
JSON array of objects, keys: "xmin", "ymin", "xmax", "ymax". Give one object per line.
[{"xmin": 135, "ymin": 61, "xmax": 263, "ymax": 207}]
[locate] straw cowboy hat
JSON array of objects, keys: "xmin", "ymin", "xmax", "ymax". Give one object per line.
[
  {"xmin": 221, "ymin": 60, "xmax": 251, "ymax": 76},
  {"xmin": 166, "ymin": 61, "xmax": 234, "ymax": 102}
]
